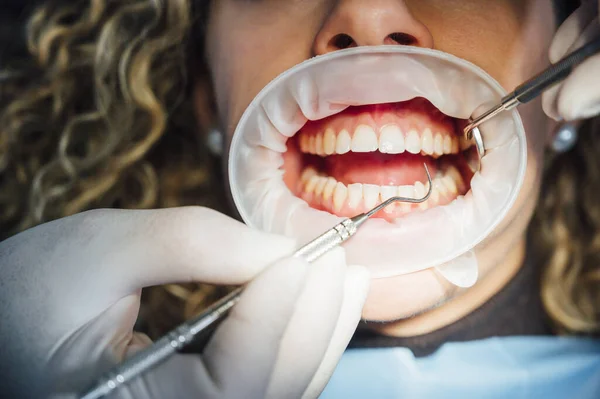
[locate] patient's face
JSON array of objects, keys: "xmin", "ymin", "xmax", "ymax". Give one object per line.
[{"xmin": 200, "ymin": 0, "xmax": 557, "ymax": 323}]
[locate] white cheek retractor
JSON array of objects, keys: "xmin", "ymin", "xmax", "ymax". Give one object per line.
[{"xmin": 228, "ymin": 46, "xmax": 527, "ymax": 288}]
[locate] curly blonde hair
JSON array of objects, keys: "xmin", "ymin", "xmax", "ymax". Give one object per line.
[
  {"xmin": 0, "ymin": 0, "xmax": 229, "ymax": 336},
  {"xmin": 0, "ymin": 0, "xmax": 598, "ymax": 337},
  {"xmin": 532, "ymin": 118, "xmax": 600, "ymax": 334}
]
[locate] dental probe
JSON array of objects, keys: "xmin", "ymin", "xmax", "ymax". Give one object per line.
[
  {"xmin": 465, "ymin": 36, "xmax": 600, "ymax": 172},
  {"xmin": 80, "ymin": 166, "xmax": 432, "ymax": 399}
]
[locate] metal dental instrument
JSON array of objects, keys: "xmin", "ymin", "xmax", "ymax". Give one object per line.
[
  {"xmin": 80, "ymin": 165, "xmax": 433, "ymax": 399},
  {"xmin": 464, "ymin": 36, "xmax": 600, "ymax": 173}
]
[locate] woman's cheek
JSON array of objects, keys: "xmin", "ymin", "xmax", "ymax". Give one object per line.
[{"xmin": 207, "ymin": 6, "xmax": 321, "ymax": 136}]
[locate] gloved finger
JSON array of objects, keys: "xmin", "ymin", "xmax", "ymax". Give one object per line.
[
  {"xmin": 543, "ymin": 17, "xmax": 600, "ymax": 120},
  {"xmin": 542, "ymin": 83, "xmax": 563, "ymax": 121},
  {"xmin": 203, "ymin": 250, "xmax": 346, "ymax": 399},
  {"xmin": 564, "ymin": 15, "xmax": 600, "ymax": 56},
  {"xmin": 113, "ymin": 256, "xmax": 311, "ymax": 399},
  {"xmin": 68, "ymin": 207, "xmax": 297, "ymax": 295},
  {"xmin": 301, "ymin": 265, "xmax": 370, "ymax": 399},
  {"xmin": 556, "ymin": 52, "xmax": 600, "ymax": 120},
  {"xmin": 51, "ymin": 353, "xmax": 220, "ymax": 399},
  {"xmin": 109, "ymin": 257, "xmax": 351, "ymax": 399},
  {"xmin": 45, "ymin": 294, "xmax": 143, "ymax": 395},
  {"xmin": 265, "ymin": 249, "xmax": 348, "ymax": 398},
  {"xmin": 549, "ymin": 0, "xmax": 598, "ymax": 63},
  {"xmin": 2, "ymin": 295, "xmax": 142, "ymax": 398},
  {"xmin": 108, "ymin": 353, "xmax": 214, "ymax": 399}
]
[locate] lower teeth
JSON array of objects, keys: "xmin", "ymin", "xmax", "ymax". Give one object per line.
[{"xmin": 298, "ymin": 165, "xmax": 464, "ymax": 216}]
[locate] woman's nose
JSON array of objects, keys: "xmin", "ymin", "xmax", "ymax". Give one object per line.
[{"xmin": 313, "ymin": 0, "xmax": 434, "ymax": 55}]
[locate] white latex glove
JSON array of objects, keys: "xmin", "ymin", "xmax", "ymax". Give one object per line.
[
  {"xmin": 0, "ymin": 207, "xmax": 370, "ymax": 398},
  {"xmin": 543, "ymin": 0, "xmax": 600, "ymax": 121}
]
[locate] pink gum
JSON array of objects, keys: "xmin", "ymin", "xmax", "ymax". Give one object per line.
[{"xmin": 298, "ymin": 102, "xmax": 458, "ymax": 140}]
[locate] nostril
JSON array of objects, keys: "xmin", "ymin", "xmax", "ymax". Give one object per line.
[
  {"xmin": 330, "ymin": 33, "xmax": 356, "ymax": 49},
  {"xmin": 387, "ymin": 32, "xmax": 417, "ymax": 46}
]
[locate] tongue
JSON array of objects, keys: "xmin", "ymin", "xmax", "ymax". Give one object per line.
[{"xmin": 324, "ymin": 153, "xmax": 438, "ymax": 186}]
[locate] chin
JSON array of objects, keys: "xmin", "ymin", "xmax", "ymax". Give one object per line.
[{"xmin": 361, "ymin": 267, "xmax": 455, "ymax": 322}]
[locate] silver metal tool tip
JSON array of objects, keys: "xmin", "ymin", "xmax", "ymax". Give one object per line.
[{"xmin": 365, "ymin": 163, "xmax": 433, "ymax": 217}]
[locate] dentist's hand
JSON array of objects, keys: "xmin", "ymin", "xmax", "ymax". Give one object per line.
[
  {"xmin": 0, "ymin": 207, "xmax": 369, "ymax": 399},
  {"xmin": 543, "ymin": 0, "xmax": 600, "ymax": 121}
]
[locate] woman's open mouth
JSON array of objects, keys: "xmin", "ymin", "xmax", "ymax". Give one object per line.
[
  {"xmin": 283, "ymin": 98, "xmax": 474, "ymax": 221},
  {"xmin": 228, "ymin": 47, "xmax": 526, "ymax": 278}
]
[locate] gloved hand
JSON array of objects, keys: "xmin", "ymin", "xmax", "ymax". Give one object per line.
[
  {"xmin": 543, "ymin": 0, "xmax": 600, "ymax": 121},
  {"xmin": 0, "ymin": 207, "xmax": 370, "ymax": 399}
]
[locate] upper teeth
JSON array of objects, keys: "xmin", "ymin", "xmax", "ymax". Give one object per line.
[{"xmin": 299, "ymin": 124, "xmax": 465, "ymax": 157}]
